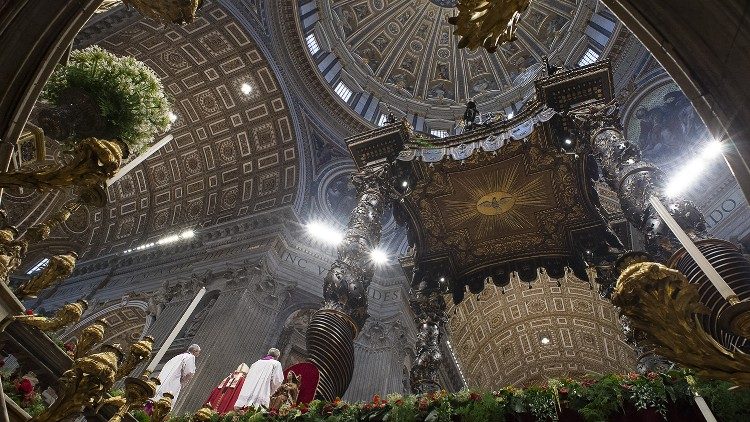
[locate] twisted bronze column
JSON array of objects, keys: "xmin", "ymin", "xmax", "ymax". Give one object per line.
[
  {"xmin": 568, "ymin": 101, "xmax": 707, "ymax": 262},
  {"xmin": 409, "ymin": 286, "xmax": 447, "ymax": 394},
  {"xmin": 569, "ymin": 101, "xmax": 750, "ymax": 350},
  {"xmin": 307, "ymin": 163, "xmax": 394, "ymax": 400}
]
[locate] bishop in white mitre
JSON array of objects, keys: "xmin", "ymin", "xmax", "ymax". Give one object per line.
[
  {"xmin": 234, "ymin": 348, "xmax": 284, "ymax": 409},
  {"xmin": 153, "ymin": 344, "xmax": 201, "ymax": 403}
]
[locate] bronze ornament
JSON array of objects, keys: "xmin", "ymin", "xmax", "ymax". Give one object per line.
[
  {"xmin": 0, "ymin": 225, "xmax": 27, "ymax": 284},
  {"xmin": 115, "ymin": 336, "xmax": 154, "ymax": 380},
  {"xmin": 16, "ymin": 252, "xmax": 78, "ymax": 298},
  {"xmin": 75, "ymin": 319, "xmax": 107, "ymax": 359},
  {"xmin": 31, "ymin": 344, "xmax": 124, "ymax": 422},
  {"xmin": 192, "ymin": 403, "xmax": 216, "ymax": 421},
  {"xmin": 151, "ymin": 392, "xmax": 174, "ymax": 422},
  {"xmin": 25, "ymin": 184, "xmax": 108, "ymax": 243},
  {"xmin": 448, "ymin": 0, "xmax": 532, "ymax": 53},
  {"xmin": 107, "ymin": 375, "xmax": 159, "ymax": 422},
  {"xmin": 0, "ymin": 137, "xmax": 125, "ymax": 192},
  {"xmin": 612, "ymin": 260, "xmax": 750, "ymax": 386},
  {"xmin": 14, "ymin": 299, "xmax": 88, "ymax": 332},
  {"xmin": 410, "ymin": 289, "xmax": 447, "ymax": 393}
]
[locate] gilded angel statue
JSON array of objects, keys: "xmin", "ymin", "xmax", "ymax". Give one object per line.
[{"xmin": 448, "ymin": 0, "xmax": 532, "ymax": 53}]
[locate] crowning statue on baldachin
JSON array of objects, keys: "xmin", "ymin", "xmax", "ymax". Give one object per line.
[{"xmin": 449, "ymin": 0, "xmax": 532, "ymax": 52}]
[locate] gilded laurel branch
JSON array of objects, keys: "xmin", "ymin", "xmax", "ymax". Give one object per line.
[
  {"xmin": 448, "ymin": 0, "xmax": 532, "ymax": 53},
  {"xmin": 612, "ymin": 262, "xmax": 750, "ymax": 385}
]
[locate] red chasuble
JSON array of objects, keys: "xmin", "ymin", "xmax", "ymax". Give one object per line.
[{"xmin": 206, "ymin": 363, "xmax": 250, "ymax": 414}]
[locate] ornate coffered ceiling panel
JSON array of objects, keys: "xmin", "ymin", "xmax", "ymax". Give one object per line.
[
  {"xmin": 5, "ymin": 1, "xmax": 301, "ymax": 259},
  {"xmin": 319, "ymin": 0, "xmax": 594, "ymax": 120}
]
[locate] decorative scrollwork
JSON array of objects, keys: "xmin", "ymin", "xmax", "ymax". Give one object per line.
[
  {"xmin": 612, "ymin": 260, "xmax": 750, "ymax": 386},
  {"xmin": 448, "ymin": 0, "xmax": 532, "ymax": 53},
  {"xmin": 409, "ymin": 290, "xmax": 447, "ymax": 393}
]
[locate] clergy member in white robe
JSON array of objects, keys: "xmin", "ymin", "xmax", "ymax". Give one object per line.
[
  {"xmin": 234, "ymin": 348, "xmax": 284, "ymax": 410},
  {"xmin": 153, "ymin": 344, "xmax": 201, "ymax": 403}
]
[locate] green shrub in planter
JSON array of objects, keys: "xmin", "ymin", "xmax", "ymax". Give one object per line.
[{"xmin": 41, "ymin": 45, "xmax": 171, "ymax": 154}]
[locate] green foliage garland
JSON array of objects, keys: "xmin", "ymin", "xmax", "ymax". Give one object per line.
[
  {"xmin": 41, "ymin": 45, "xmax": 171, "ymax": 153},
  {"xmin": 157, "ymin": 371, "xmax": 750, "ymax": 422}
]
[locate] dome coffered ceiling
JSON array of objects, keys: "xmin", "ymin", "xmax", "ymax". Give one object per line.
[{"xmin": 316, "ymin": 0, "xmax": 597, "ymax": 124}]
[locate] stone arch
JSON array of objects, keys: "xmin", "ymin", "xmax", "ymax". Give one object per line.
[{"xmin": 63, "ymin": 299, "xmax": 149, "ymax": 353}]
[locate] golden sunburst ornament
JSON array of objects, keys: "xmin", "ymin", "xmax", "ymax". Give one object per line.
[{"xmin": 438, "ymin": 162, "xmax": 553, "ymax": 238}]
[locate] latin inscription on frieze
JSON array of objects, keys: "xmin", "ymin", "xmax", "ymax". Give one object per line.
[{"xmin": 280, "ymin": 250, "xmax": 400, "ymax": 302}]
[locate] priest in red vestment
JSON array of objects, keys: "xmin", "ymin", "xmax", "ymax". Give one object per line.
[{"xmin": 205, "ymin": 363, "xmax": 250, "ymax": 414}]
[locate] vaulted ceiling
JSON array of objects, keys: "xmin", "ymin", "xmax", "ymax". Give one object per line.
[{"xmin": 5, "ymin": 1, "xmax": 302, "ymax": 259}]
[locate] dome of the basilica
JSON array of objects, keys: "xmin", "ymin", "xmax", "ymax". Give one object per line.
[{"xmin": 308, "ymin": 0, "xmax": 600, "ymax": 129}]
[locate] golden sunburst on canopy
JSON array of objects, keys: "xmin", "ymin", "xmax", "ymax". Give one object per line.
[{"xmin": 438, "ymin": 160, "xmax": 554, "ymax": 239}]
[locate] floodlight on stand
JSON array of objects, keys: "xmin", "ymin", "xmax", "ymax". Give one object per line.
[
  {"xmin": 439, "ymin": 276, "xmax": 446, "ymax": 283},
  {"xmin": 401, "ymin": 180, "xmax": 409, "ymax": 188},
  {"xmin": 564, "ymin": 138, "xmax": 572, "ymax": 146},
  {"xmin": 540, "ymin": 336, "xmax": 551, "ymax": 345},
  {"xmin": 240, "ymin": 83, "xmax": 252, "ymax": 95}
]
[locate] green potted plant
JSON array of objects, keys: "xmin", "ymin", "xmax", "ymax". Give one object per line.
[{"xmin": 39, "ymin": 45, "xmax": 171, "ymax": 154}]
